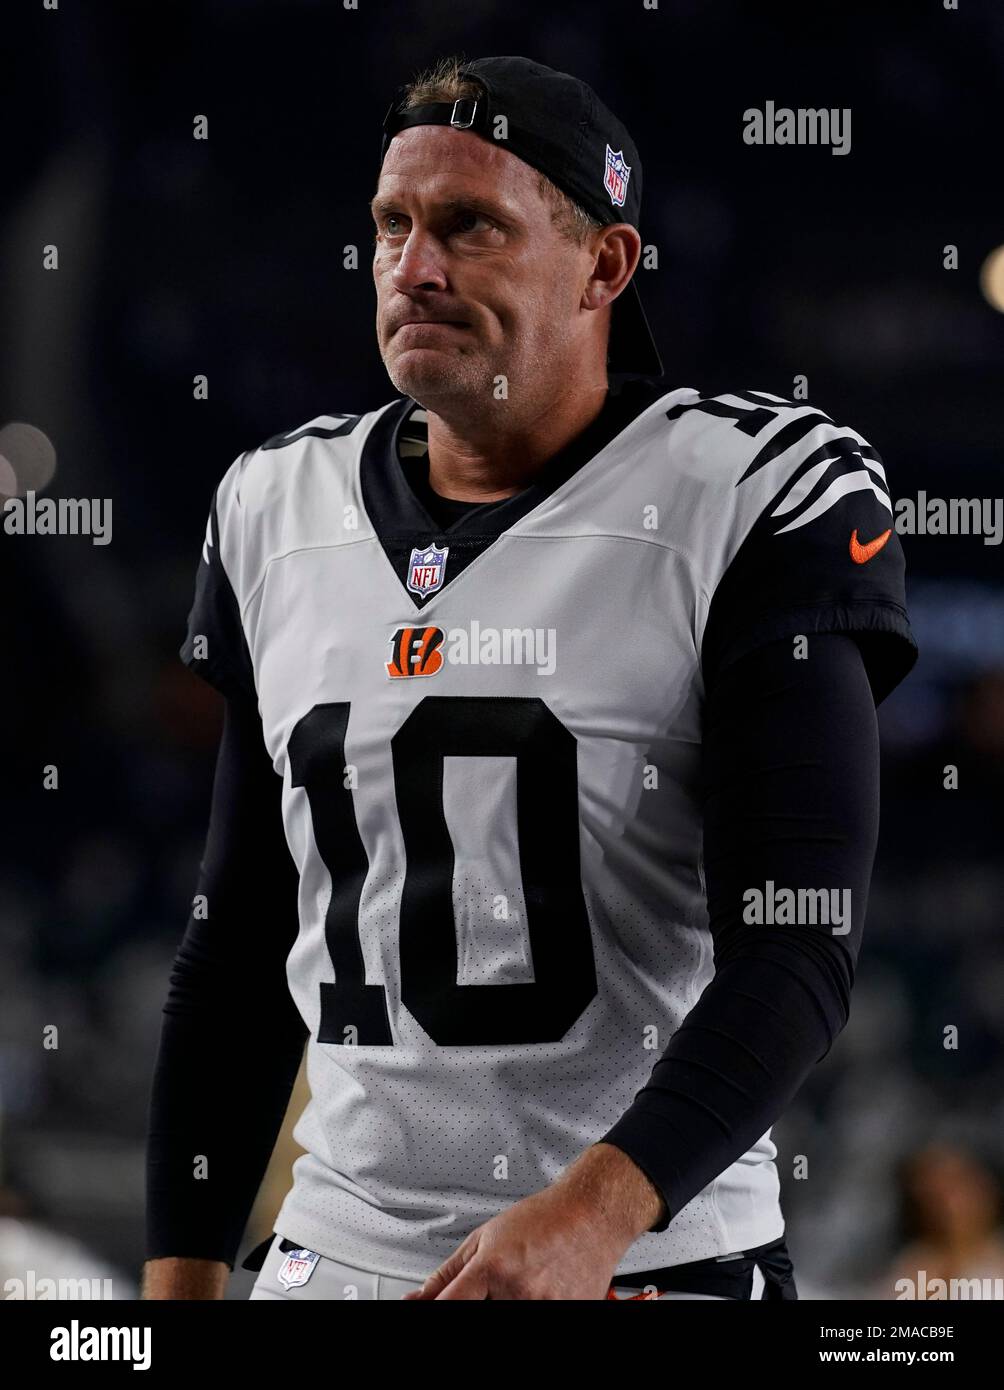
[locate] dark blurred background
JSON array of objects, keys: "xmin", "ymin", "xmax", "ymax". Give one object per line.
[{"xmin": 1, "ymin": 0, "xmax": 1002, "ymax": 1299}]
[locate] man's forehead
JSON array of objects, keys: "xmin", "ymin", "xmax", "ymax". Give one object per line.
[{"xmin": 375, "ymin": 124, "xmax": 536, "ymax": 203}]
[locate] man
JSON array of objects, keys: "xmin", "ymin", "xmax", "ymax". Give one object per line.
[{"xmin": 144, "ymin": 55, "xmax": 917, "ymax": 1301}]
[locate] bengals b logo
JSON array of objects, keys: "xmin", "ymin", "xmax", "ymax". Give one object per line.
[{"xmin": 386, "ymin": 626, "xmax": 445, "ymax": 678}]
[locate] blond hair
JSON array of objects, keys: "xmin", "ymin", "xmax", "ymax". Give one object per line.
[{"xmin": 398, "ymin": 55, "xmax": 602, "ymax": 247}]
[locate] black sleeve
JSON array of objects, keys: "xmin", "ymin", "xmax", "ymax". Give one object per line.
[
  {"xmin": 701, "ymin": 436, "xmax": 918, "ymax": 705},
  {"xmin": 145, "ymin": 691, "xmax": 307, "ymax": 1268},
  {"xmin": 179, "ymin": 483, "xmax": 257, "ymax": 702},
  {"xmin": 600, "ymin": 632, "xmax": 880, "ymax": 1230}
]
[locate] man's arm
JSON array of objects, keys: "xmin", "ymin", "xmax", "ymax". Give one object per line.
[
  {"xmin": 596, "ymin": 631, "xmax": 879, "ymax": 1229},
  {"xmin": 144, "ymin": 693, "xmax": 307, "ymax": 1299}
]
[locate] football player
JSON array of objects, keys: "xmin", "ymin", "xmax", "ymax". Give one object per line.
[{"xmin": 143, "ymin": 55, "xmax": 917, "ymax": 1301}]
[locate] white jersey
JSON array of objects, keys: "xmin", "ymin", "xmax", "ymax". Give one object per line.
[{"xmin": 181, "ymin": 382, "xmax": 914, "ymax": 1279}]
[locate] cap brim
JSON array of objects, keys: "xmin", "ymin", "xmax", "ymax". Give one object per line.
[{"xmin": 608, "ymin": 276, "xmax": 664, "ymax": 379}]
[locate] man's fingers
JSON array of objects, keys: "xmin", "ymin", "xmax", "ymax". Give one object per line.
[
  {"xmin": 402, "ymin": 1262, "xmax": 455, "ymax": 1300},
  {"xmin": 402, "ymin": 1237, "xmax": 481, "ymax": 1299},
  {"xmin": 433, "ymin": 1259, "xmax": 491, "ymax": 1300}
]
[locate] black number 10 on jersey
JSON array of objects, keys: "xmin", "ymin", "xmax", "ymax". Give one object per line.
[{"xmin": 287, "ymin": 697, "xmax": 598, "ymax": 1047}]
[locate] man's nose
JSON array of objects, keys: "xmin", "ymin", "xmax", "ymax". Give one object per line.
[{"xmin": 390, "ymin": 228, "xmax": 448, "ymax": 295}]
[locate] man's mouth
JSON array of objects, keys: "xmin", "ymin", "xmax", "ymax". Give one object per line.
[{"xmin": 396, "ymin": 319, "xmax": 469, "ymax": 331}]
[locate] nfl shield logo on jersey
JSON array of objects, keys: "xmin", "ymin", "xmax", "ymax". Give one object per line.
[
  {"xmin": 407, "ymin": 543, "xmax": 449, "ymax": 597},
  {"xmin": 603, "ymin": 144, "xmax": 631, "ymax": 207},
  {"xmin": 277, "ymin": 1247, "xmax": 320, "ymax": 1289}
]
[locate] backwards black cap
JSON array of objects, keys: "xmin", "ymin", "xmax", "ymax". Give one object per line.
[{"xmin": 379, "ymin": 55, "xmax": 663, "ymax": 380}]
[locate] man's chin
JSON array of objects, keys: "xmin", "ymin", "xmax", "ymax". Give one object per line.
[{"xmin": 386, "ymin": 350, "xmax": 485, "ymax": 405}]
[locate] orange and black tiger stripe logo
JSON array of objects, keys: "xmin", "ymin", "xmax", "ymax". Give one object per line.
[{"xmin": 386, "ymin": 625, "xmax": 445, "ymax": 678}]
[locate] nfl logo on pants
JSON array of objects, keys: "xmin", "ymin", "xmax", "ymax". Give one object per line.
[{"xmin": 277, "ymin": 1248, "xmax": 320, "ymax": 1289}]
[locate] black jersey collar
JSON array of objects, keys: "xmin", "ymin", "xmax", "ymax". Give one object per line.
[{"xmin": 360, "ymin": 378, "xmax": 668, "ymax": 609}]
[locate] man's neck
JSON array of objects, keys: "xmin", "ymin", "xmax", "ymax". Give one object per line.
[{"xmin": 423, "ymin": 382, "xmax": 611, "ymax": 502}]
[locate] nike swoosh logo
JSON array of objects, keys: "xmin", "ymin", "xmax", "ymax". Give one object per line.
[{"xmin": 849, "ymin": 527, "xmax": 892, "ymax": 564}]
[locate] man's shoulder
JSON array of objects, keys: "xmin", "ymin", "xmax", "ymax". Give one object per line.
[
  {"xmin": 654, "ymin": 386, "xmax": 889, "ymax": 535},
  {"xmin": 664, "ymin": 387, "xmax": 880, "ymax": 478},
  {"xmin": 254, "ymin": 409, "xmax": 375, "ymax": 454},
  {"xmin": 216, "ymin": 402, "xmax": 402, "ymax": 517}
]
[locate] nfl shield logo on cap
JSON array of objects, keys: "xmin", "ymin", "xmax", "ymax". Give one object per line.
[
  {"xmin": 407, "ymin": 543, "xmax": 449, "ymax": 597},
  {"xmin": 603, "ymin": 144, "xmax": 631, "ymax": 208}
]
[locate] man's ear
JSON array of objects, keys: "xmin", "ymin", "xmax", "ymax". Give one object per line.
[{"xmin": 584, "ymin": 223, "xmax": 642, "ymax": 312}]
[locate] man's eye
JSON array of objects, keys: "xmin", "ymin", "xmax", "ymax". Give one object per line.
[
  {"xmin": 455, "ymin": 211, "xmax": 492, "ymax": 233},
  {"xmin": 376, "ymin": 211, "xmax": 493, "ymax": 237}
]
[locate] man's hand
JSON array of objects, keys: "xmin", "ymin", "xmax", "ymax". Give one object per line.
[
  {"xmin": 141, "ymin": 1257, "xmax": 230, "ymax": 1300},
  {"xmin": 403, "ymin": 1143, "xmax": 666, "ymax": 1300}
]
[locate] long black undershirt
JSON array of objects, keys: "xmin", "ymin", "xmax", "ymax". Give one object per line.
[
  {"xmin": 146, "ymin": 695, "xmax": 308, "ymax": 1266},
  {"xmin": 406, "ymin": 457, "xmax": 494, "ymax": 529},
  {"xmin": 601, "ymin": 631, "xmax": 878, "ymax": 1230}
]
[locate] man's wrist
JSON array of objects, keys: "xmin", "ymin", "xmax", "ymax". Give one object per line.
[
  {"xmin": 141, "ymin": 1256, "xmax": 231, "ymax": 1300},
  {"xmin": 554, "ymin": 1142, "xmax": 668, "ymax": 1247}
]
